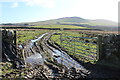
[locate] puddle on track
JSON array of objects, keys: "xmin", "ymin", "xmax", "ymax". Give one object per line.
[
  {"xmin": 24, "ymin": 33, "xmax": 48, "ymax": 65},
  {"xmin": 53, "ymin": 50, "xmax": 85, "ymax": 69},
  {"xmin": 25, "ymin": 53, "xmax": 44, "ymax": 65}
]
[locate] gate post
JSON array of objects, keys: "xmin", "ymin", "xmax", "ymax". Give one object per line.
[
  {"xmin": 97, "ymin": 35, "xmax": 103, "ymax": 61},
  {"xmin": 60, "ymin": 33, "xmax": 63, "ymax": 65},
  {"xmin": 14, "ymin": 31, "xmax": 17, "ymax": 56},
  {"xmin": 73, "ymin": 37, "xmax": 76, "ymax": 68}
]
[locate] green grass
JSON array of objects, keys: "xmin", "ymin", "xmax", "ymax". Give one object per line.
[
  {"xmin": 17, "ymin": 30, "xmax": 50, "ymax": 44},
  {"xmin": 50, "ymin": 31, "xmax": 98, "ymax": 63},
  {"xmin": 32, "ymin": 25, "xmax": 89, "ymax": 29}
]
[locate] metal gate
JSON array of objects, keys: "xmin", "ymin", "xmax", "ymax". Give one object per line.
[{"xmin": 60, "ymin": 32, "xmax": 98, "ymax": 63}]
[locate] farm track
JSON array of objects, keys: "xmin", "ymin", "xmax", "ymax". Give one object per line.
[
  {"xmin": 2, "ymin": 32, "xmax": 88, "ymax": 79},
  {"xmin": 9, "ymin": 32, "xmax": 89, "ymax": 79},
  {"xmin": 35, "ymin": 33, "xmax": 89, "ymax": 79}
]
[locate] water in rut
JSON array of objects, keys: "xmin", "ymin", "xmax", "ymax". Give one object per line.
[{"xmin": 24, "ymin": 33, "xmax": 86, "ymax": 71}]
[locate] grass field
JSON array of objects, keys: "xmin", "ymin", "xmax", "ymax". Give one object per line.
[
  {"xmin": 32, "ymin": 25, "xmax": 89, "ymax": 29},
  {"xmin": 17, "ymin": 24, "xmax": 89, "ymax": 45}
]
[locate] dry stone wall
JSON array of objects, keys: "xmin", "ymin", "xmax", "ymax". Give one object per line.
[{"xmin": 98, "ymin": 34, "xmax": 120, "ymax": 68}]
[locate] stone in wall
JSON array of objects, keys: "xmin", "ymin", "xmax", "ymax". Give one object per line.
[{"xmin": 2, "ymin": 30, "xmax": 15, "ymax": 44}]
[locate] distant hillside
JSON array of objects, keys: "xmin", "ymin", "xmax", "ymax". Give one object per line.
[
  {"xmin": 89, "ymin": 19, "xmax": 117, "ymax": 26},
  {"xmin": 1, "ymin": 17, "xmax": 118, "ymax": 31}
]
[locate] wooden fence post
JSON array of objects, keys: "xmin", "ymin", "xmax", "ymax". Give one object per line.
[
  {"xmin": 14, "ymin": 31, "xmax": 16, "ymax": 46},
  {"xmin": 97, "ymin": 35, "xmax": 103, "ymax": 61},
  {"xmin": 13, "ymin": 31, "xmax": 17, "ymax": 57}
]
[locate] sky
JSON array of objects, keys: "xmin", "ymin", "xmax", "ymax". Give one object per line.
[{"xmin": 0, "ymin": 0, "xmax": 119, "ymax": 23}]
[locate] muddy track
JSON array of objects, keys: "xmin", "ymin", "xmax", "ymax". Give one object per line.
[
  {"xmin": 35, "ymin": 33, "xmax": 90, "ymax": 79},
  {"xmin": 17, "ymin": 32, "xmax": 89, "ymax": 79}
]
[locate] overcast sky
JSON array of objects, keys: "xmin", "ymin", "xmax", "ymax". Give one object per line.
[{"xmin": 0, "ymin": 0, "xmax": 119, "ymax": 23}]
